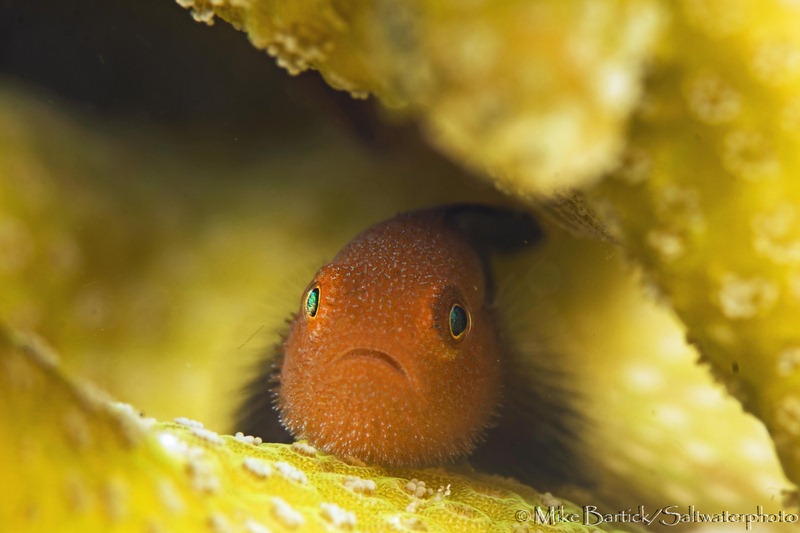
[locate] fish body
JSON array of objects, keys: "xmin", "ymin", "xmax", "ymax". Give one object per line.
[{"xmin": 237, "ymin": 205, "xmax": 584, "ymax": 487}]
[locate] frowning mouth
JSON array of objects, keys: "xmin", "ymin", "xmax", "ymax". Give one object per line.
[{"xmin": 337, "ymin": 348, "xmax": 407, "ymax": 378}]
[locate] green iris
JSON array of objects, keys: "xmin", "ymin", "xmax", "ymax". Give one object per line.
[
  {"xmin": 449, "ymin": 304, "xmax": 468, "ymax": 338},
  {"xmin": 305, "ymin": 287, "xmax": 319, "ymax": 318}
]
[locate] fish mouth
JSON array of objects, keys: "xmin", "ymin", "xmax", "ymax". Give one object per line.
[{"xmin": 337, "ymin": 348, "xmax": 408, "ymax": 378}]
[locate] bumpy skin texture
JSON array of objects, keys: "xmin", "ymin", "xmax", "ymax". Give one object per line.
[
  {"xmin": 241, "ymin": 207, "xmax": 590, "ymax": 487},
  {"xmin": 280, "ymin": 212, "xmax": 503, "ymax": 466}
]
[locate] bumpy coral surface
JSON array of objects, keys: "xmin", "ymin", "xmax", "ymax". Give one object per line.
[
  {"xmin": 176, "ymin": 0, "xmax": 664, "ymax": 195},
  {"xmin": 591, "ymin": 0, "xmax": 800, "ymax": 487}
]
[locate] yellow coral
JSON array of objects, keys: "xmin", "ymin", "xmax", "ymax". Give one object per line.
[
  {"xmin": 176, "ymin": 0, "xmax": 665, "ymax": 194},
  {"xmin": 590, "ymin": 0, "xmax": 800, "ymax": 487},
  {"xmin": 493, "ymin": 224, "xmax": 793, "ymax": 519},
  {"xmin": 0, "ymin": 327, "xmax": 616, "ymax": 532}
]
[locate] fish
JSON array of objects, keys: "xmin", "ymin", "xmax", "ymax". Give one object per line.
[{"xmin": 236, "ymin": 204, "xmax": 587, "ymax": 489}]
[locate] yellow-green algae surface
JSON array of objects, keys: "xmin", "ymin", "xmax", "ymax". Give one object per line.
[{"xmin": 175, "ymin": 0, "xmax": 800, "ymax": 498}]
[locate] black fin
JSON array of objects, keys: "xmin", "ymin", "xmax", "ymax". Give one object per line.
[
  {"xmin": 435, "ymin": 203, "xmax": 544, "ymax": 300},
  {"xmin": 234, "ymin": 341, "xmax": 293, "ymax": 443},
  {"xmin": 436, "ymin": 206, "xmax": 588, "ymax": 490},
  {"xmin": 441, "ymin": 204, "xmax": 544, "ymax": 257},
  {"xmin": 470, "ymin": 345, "xmax": 591, "ymax": 491}
]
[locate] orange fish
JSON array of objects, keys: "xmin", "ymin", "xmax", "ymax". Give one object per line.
[{"xmin": 237, "ymin": 205, "xmax": 585, "ymax": 488}]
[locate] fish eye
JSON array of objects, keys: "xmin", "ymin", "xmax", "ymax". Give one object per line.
[
  {"xmin": 305, "ymin": 287, "xmax": 320, "ymax": 318},
  {"xmin": 449, "ymin": 304, "xmax": 469, "ymax": 339}
]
